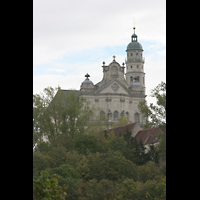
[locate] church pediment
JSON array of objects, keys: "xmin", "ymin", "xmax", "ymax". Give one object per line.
[{"xmin": 95, "ymin": 79, "xmax": 130, "ymax": 95}]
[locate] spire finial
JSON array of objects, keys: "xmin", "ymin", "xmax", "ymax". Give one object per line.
[
  {"xmin": 131, "ymin": 26, "xmax": 137, "ymax": 42},
  {"xmin": 85, "ymin": 73, "xmax": 90, "ymax": 80},
  {"xmin": 113, "ymin": 55, "xmax": 116, "ymax": 61},
  {"xmin": 133, "ymin": 19, "xmax": 136, "ymax": 34}
]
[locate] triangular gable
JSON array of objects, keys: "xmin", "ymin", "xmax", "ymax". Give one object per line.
[{"xmin": 95, "ymin": 78, "xmax": 130, "ymax": 95}]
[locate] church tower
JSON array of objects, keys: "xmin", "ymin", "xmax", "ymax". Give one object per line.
[{"xmin": 125, "ymin": 27, "xmax": 145, "ymax": 94}]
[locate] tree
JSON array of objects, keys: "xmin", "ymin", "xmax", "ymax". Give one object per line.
[
  {"xmin": 73, "ymin": 134, "xmax": 104, "ymax": 155},
  {"xmin": 86, "ymin": 151, "xmax": 138, "ymax": 182},
  {"xmin": 49, "ymin": 164, "xmax": 81, "ymax": 180},
  {"xmin": 112, "ymin": 116, "xmax": 129, "ymax": 128},
  {"xmin": 116, "ymin": 178, "xmax": 145, "ymax": 200},
  {"xmin": 123, "ymin": 129, "xmax": 148, "ymax": 165},
  {"xmin": 33, "ymin": 86, "xmax": 105, "ymax": 148},
  {"xmin": 79, "ymin": 179, "xmax": 116, "ymax": 200},
  {"xmin": 33, "ymin": 171, "xmax": 67, "ymax": 200},
  {"xmin": 47, "ymin": 145, "xmax": 67, "ymax": 168},
  {"xmin": 146, "ymin": 144, "xmax": 159, "ymax": 164},
  {"xmin": 138, "ymin": 81, "xmax": 166, "ymax": 132},
  {"xmin": 49, "ymin": 164, "xmax": 81, "ymax": 199},
  {"xmin": 33, "ymin": 86, "xmax": 65, "ymax": 145},
  {"xmin": 108, "ymin": 135, "xmax": 127, "ymax": 154},
  {"xmin": 33, "ymin": 152, "xmax": 52, "ymax": 178},
  {"xmin": 137, "ymin": 161, "xmax": 163, "ymax": 183},
  {"xmin": 144, "ymin": 177, "xmax": 166, "ymax": 200},
  {"xmin": 138, "ymin": 81, "xmax": 166, "ymax": 163}
]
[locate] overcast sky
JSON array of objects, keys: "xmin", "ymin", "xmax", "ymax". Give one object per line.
[{"xmin": 33, "ymin": 0, "xmax": 166, "ymax": 105}]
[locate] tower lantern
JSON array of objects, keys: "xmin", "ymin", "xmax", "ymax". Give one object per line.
[{"xmin": 125, "ymin": 27, "xmax": 145, "ymax": 94}]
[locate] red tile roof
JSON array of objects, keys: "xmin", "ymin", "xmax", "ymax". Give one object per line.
[
  {"xmin": 135, "ymin": 127, "xmax": 164, "ymax": 145},
  {"xmin": 104, "ymin": 123, "xmax": 137, "ymax": 136},
  {"xmin": 101, "ymin": 123, "xmax": 164, "ymax": 146}
]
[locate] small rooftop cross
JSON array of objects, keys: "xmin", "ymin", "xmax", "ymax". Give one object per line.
[
  {"xmin": 85, "ymin": 73, "xmax": 90, "ymax": 80},
  {"xmin": 113, "ymin": 55, "xmax": 116, "ymax": 61}
]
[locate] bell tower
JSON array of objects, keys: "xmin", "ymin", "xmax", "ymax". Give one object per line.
[{"xmin": 125, "ymin": 27, "xmax": 145, "ymax": 92}]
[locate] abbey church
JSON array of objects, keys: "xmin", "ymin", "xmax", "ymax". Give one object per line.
[{"xmin": 64, "ymin": 27, "xmax": 147, "ymax": 127}]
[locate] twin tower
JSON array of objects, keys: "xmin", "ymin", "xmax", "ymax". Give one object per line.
[{"xmin": 80, "ymin": 27, "xmax": 146, "ymax": 127}]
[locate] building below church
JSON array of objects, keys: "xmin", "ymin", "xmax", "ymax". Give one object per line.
[
  {"xmin": 102, "ymin": 122, "xmax": 163, "ymax": 152},
  {"xmin": 62, "ymin": 27, "xmax": 147, "ymax": 127}
]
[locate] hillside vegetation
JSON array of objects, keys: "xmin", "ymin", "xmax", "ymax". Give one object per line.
[{"xmin": 33, "ymin": 82, "xmax": 166, "ymax": 200}]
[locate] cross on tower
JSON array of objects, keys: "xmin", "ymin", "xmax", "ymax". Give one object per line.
[{"xmin": 85, "ymin": 73, "xmax": 90, "ymax": 80}]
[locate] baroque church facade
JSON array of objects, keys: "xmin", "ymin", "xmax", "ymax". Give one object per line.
[{"xmin": 79, "ymin": 27, "xmax": 147, "ymax": 127}]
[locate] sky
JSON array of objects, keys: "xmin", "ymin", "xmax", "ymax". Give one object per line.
[{"xmin": 33, "ymin": 0, "xmax": 166, "ymax": 105}]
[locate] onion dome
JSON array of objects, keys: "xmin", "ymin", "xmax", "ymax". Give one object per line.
[
  {"xmin": 82, "ymin": 73, "xmax": 93, "ymax": 84},
  {"xmin": 80, "ymin": 73, "xmax": 94, "ymax": 92},
  {"xmin": 127, "ymin": 27, "xmax": 143, "ymax": 51}
]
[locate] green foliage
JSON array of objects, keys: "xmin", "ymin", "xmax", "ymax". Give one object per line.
[
  {"xmin": 85, "ymin": 151, "xmax": 138, "ymax": 182},
  {"xmin": 79, "ymin": 179, "xmax": 116, "ymax": 200},
  {"xmin": 49, "ymin": 164, "xmax": 81, "ymax": 200},
  {"xmin": 73, "ymin": 134, "xmax": 103, "ymax": 155},
  {"xmin": 65, "ymin": 150, "xmax": 84, "ymax": 169},
  {"xmin": 156, "ymin": 131, "xmax": 166, "ymax": 162},
  {"xmin": 146, "ymin": 144, "xmax": 159, "ymax": 164},
  {"xmin": 33, "ymin": 86, "xmax": 104, "ymax": 146},
  {"xmin": 33, "ymin": 152, "xmax": 52, "ymax": 178},
  {"xmin": 123, "ymin": 130, "xmax": 149, "ymax": 165},
  {"xmin": 138, "ymin": 161, "xmax": 163, "ymax": 183},
  {"xmin": 138, "ymin": 81, "xmax": 166, "ymax": 164},
  {"xmin": 33, "ymin": 85, "xmax": 166, "ymax": 200},
  {"xmin": 112, "ymin": 116, "xmax": 129, "ymax": 128},
  {"xmin": 49, "ymin": 164, "xmax": 81, "ymax": 179},
  {"xmin": 108, "ymin": 135, "xmax": 127, "ymax": 153},
  {"xmin": 144, "ymin": 177, "xmax": 166, "ymax": 200},
  {"xmin": 116, "ymin": 178, "xmax": 144, "ymax": 200},
  {"xmin": 138, "ymin": 81, "xmax": 166, "ymax": 131},
  {"xmin": 33, "ymin": 171, "xmax": 67, "ymax": 200},
  {"xmin": 47, "ymin": 145, "xmax": 67, "ymax": 168}
]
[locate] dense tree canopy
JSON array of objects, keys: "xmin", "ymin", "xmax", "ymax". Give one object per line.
[
  {"xmin": 33, "ymin": 84, "xmax": 166, "ymax": 200},
  {"xmin": 138, "ymin": 81, "xmax": 166, "ymax": 162}
]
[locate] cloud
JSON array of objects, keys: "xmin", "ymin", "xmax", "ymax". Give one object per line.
[
  {"xmin": 47, "ymin": 68, "xmax": 66, "ymax": 73},
  {"xmin": 33, "ymin": 0, "xmax": 166, "ymax": 107},
  {"xmin": 33, "ymin": 0, "xmax": 166, "ymax": 64}
]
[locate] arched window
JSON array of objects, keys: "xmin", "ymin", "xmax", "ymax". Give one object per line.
[
  {"xmin": 125, "ymin": 112, "xmax": 129, "ymax": 121},
  {"xmin": 135, "ymin": 112, "xmax": 140, "ymax": 122},
  {"xmin": 100, "ymin": 110, "xmax": 106, "ymax": 121},
  {"xmin": 113, "ymin": 111, "xmax": 118, "ymax": 121}
]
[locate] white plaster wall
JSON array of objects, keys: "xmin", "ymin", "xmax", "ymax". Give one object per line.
[{"xmin": 81, "ymin": 94, "xmax": 146, "ymax": 124}]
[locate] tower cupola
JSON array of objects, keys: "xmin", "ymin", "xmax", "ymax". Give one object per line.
[
  {"xmin": 131, "ymin": 27, "xmax": 138, "ymax": 42},
  {"xmin": 80, "ymin": 73, "xmax": 94, "ymax": 92},
  {"xmin": 127, "ymin": 27, "xmax": 143, "ymax": 51}
]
